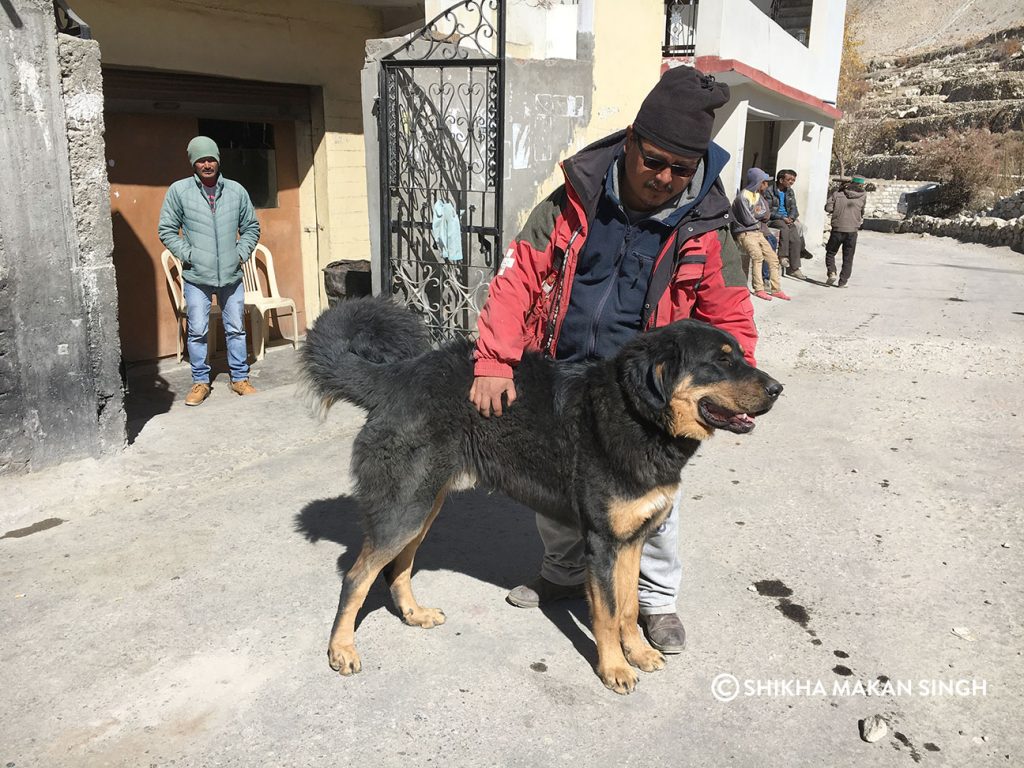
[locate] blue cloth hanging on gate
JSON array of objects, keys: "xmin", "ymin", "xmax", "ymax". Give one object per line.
[{"xmin": 432, "ymin": 199, "xmax": 463, "ymax": 262}]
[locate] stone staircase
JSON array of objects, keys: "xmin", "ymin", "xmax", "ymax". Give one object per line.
[{"xmin": 852, "ymin": 25, "xmax": 1024, "ymax": 178}]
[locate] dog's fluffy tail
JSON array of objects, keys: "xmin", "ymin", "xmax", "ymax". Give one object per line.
[{"xmin": 302, "ymin": 296, "xmax": 432, "ymax": 416}]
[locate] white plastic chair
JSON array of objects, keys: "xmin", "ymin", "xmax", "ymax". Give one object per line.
[
  {"xmin": 160, "ymin": 249, "xmax": 220, "ymax": 363},
  {"xmin": 241, "ymin": 244, "xmax": 299, "ymax": 361}
]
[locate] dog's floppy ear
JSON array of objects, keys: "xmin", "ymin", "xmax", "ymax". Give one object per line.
[{"xmin": 620, "ymin": 349, "xmax": 673, "ymax": 424}]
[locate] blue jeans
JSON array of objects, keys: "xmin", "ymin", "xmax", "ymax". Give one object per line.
[{"xmin": 183, "ymin": 279, "xmax": 249, "ymax": 383}]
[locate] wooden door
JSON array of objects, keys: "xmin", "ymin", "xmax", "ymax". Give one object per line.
[{"xmin": 106, "ymin": 114, "xmax": 305, "ymax": 363}]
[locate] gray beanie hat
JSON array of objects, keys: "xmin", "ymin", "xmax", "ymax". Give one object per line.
[{"xmin": 187, "ymin": 136, "xmax": 220, "ymax": 165}]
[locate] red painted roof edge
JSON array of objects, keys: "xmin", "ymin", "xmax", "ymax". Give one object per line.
[{"xmin": 663, "ymin": 56, "xmax": 843, "ymax": 121}]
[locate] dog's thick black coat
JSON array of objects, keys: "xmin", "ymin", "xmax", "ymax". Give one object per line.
[{"xmin": 303, "ymin": 296, "xmax": 782, "ymax": 694}]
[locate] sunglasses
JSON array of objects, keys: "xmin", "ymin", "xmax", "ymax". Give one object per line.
[{"xmin": 634, "ymin": 135, "xmax": 699, "ymax": 178}]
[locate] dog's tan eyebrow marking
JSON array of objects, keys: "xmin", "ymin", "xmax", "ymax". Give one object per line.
[{"xmin": 721, "ymin": 343, "xmax": 733, "ymax": 355}]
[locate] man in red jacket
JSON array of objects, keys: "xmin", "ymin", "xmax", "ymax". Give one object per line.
[{"xmin": 469, "ymin": 66, "xmax": 757, "ymax": 654}]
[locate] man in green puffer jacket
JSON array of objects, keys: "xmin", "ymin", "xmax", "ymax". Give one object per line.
[{"xmin": 159, "ymin": 136, "xmax": 261, "ymax": 406}]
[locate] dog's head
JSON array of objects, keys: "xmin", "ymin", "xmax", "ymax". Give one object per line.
[{"xmin": 617, "ymin": 320, "xmax": 782, "ymax": 440}]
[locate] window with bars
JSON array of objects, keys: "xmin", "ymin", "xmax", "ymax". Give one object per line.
[{"xmin": 663, "ymin": 0, "xmax": 699, "ymax": 57}]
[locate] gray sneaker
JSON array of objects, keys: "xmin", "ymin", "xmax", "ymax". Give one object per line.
[
  {"xmin": 506, "ymin": 576, "xmax": 586, "ymax": 608},
  {"xmin": 640, "ymin": 613, "xmax": 687, "ymax": 654}
]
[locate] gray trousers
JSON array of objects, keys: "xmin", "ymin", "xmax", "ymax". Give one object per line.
[{"xmin": 536, "ymin": 485, "xmax": 684, "ymax": 615}]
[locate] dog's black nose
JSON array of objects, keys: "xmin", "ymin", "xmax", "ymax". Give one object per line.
[{"xmin": 765, "ymin": 381, "xmax": 783, "ymax": 400}]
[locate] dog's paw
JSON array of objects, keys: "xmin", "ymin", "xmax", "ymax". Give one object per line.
[
  {"xmin": 328, "ymin": 643, "xmax": 362, "ymax": 676},
  {"xmin": 402, "ymin": 606, "xmax": 446, "ymax": 629},
  {"xmin": 598, "ymin": 663, "xmax": 639, "ymax": 695},
  {"xmin": 625, "ymin": 643, "xmax": 666, "ymax": 673}
]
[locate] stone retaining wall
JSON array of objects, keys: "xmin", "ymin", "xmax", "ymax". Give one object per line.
[
  {"xmin": 861, "ymin": 178, "xmax": 931, "ymax": 217},
  {"xmin": 989, "ymin": 188, "xmax": 1024, "ymax": 219},
  {"xmin": 896, "ymin": 214, "xmax": 1024, "ymax": 253}
]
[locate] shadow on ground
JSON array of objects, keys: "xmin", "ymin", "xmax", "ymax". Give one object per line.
[{"xmin": 294, "ymin": 490, "xmax": 595, "ymax": 658}]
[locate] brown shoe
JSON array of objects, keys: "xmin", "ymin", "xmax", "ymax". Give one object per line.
[
  {"xmin": 506, "ymin": 576, "xmax": 586, "ymax": 608},
  {"xmin": 185, "ymin": 382, "xmax": 211, "ymax": 407},
  {"xmin": 639, "ymin": 613, "xmax": 687, "ymax": 654},
  {"xmin": 230, "ymin": 379, "xmax": 257, "ymax": 396},
  {"xmin": 787, "ymin": 269, "xmax": 806, "ymax": 280}
]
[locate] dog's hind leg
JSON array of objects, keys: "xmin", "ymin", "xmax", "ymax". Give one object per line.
[
  {"xmin": 383, "ymin": 484, "xmax": 448, "ymax": 629},
  {"xmin": 586, "ymin": 537, "xmax": 647, "ymax": 695},
  {"xmin": 327, "ymin": 523, "xmax": 423, "ymax": 676}
]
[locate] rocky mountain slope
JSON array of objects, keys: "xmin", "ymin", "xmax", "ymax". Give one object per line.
[{"xmin": 850, "ymin": 0, "xmax": 1024, "ymax": 59}]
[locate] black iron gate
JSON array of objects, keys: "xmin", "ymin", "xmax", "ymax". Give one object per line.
[{"xmin": 378, "ymin": 0, "xmax": 505, "ymax": 344}]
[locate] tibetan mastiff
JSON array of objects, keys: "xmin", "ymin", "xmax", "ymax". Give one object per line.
[{"xmin": 303, "ymin": 296, "xmax": 782, "ymax": 694}]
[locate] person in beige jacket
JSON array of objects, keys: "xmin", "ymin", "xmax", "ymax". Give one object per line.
[{"xmin": 824, "ymin": 176, "xmax": 867, "ymax": 287}]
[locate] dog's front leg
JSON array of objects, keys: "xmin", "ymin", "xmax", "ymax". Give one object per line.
[
  {"xmin": 328, "ymin": 540, "xmax": 394, "ymax": 675},
  {"xmin": 586, "ymin": 536, "xmax": 645, "ymax": 694}
]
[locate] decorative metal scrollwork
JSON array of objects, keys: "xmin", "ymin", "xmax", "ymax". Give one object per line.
[
  {"xmin": 384, "ymin": 0, "xmax": 502, "ymax": 62},
  {"xmin": 379, "ymin": 0, "xmax": 505, "ymax": 345}
]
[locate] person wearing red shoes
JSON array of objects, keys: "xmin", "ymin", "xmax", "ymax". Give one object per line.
[{"xmin": 731, "ymin": 167, "xmax": 790, "ymax": 302}]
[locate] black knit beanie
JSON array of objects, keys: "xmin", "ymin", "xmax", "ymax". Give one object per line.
[{"xmin": 632, "ymin": 66, "xmax": 730, "ymax": 157}]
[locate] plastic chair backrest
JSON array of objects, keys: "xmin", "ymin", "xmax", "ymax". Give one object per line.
[
  {"xmin": 242, "ymin": 243, "xmax": 283, "ymax": 300},
  {"xmin": 160, "ymin": 249, "xmax": 185, "ymax": 313}
]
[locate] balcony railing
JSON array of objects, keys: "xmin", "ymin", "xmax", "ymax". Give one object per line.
[{"xmin": 663, "ymin": 0, "xmax": 698, "ymax": 57}]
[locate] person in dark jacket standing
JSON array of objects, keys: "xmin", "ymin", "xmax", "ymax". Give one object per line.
[
  {"xmin": 469, "ymin": 66, "xmax": 758, "ymax": 655},
  {"xmin": 767, "ymin": 169, "xmax": 807, "ymax": 279},
  {"xmin": 159, "ymin": 136, "xmax": 261, "ymax": 406},
  {"xmin": 824, "ymin": 176, "xmax": 867, "ymax": 287}
]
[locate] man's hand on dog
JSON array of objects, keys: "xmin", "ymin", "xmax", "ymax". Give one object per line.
[{"xmin": 470, "ymin": 376, "xmax": 517, "ymax": 417}]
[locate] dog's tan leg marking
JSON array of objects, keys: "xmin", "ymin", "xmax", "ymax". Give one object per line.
[
  {"xmin": 386, "ymin": 486, "xmax": 448, "ymax": 629},
  {"xmin": 607, "ymin": 485, "xmax": 677, "ymax": 541},
  {"xmin": 589, "ymin": 539, "xmax": 647, "ymax": 695},
  {"xmin": 327, "ymin": 541, "xmax": 395, "ymax": 676},
  {"xmin": 616, "ymin": 543, "xmax": 666, "ymax": 673}
]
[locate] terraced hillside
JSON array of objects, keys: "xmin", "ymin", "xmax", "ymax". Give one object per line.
[{"xmin": 850, "ymin": 26, "xmax": 1024, "ymax": 180}]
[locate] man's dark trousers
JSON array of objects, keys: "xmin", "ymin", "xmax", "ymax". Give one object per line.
[
  {"xmin": 776, "ymin": 220, "xmax": 802, "ymax": 271},
  {"xmin": 825, "ymin": 230, "xmax": 858, "ymax": 283}
]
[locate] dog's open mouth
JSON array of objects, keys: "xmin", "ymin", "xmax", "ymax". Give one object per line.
[{"xmin": 698, "ymin": 398, "xmax": 758, "ymax": 434}]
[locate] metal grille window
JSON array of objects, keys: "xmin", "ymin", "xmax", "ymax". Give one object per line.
[{"xmin": 664, "ymin": 0, "xmax": 699, "ymax": 57}]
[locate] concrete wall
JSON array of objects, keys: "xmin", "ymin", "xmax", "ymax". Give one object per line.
[
  {"xmin": 695, "ymin": 0, "xmax": 846, "ymax": 103},
  {"xmin": 58, "ymin": 35, "xmax": 126, "ymax": 455},
  {"xmin": 506, "ymin": 0, "xmax": 664, "ymax": 233},
  {"xmin": 0, "ymin": 0, "xmax": 125, "ymax": 474}
]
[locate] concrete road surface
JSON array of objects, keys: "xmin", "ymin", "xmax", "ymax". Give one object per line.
[{"xmin": 2, "ymin": 231, "xmax": 1022, "ymax": 767}]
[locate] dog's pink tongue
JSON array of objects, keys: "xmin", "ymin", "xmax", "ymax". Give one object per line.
[{"xmin": 730, "ymin": 413, "xmax": 755, "ymax": 429}]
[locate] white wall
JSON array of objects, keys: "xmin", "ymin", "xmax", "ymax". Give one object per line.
[{"xmin": 695, "ymin": 0, "xmax": 846, "ymax": 103}]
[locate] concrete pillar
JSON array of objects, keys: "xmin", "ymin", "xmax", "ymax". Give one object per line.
[
  {"xmin": 712, "ymin": 98, "xmax": 750, "ymax": 197},
  {"xmin": 804, "ymin": 124, "xmax": 834, "ymax": 253},
  {"xmin": 58, "ymin": 34, "xmax": 126, "ymax": 455},
  {"xmin": 0, "ymin": 0, "xmax": 124, "ymax": 473}
]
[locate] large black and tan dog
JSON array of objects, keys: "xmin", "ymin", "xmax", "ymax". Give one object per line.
[{"xmin": 303, "ymin": 297, "xmax": 782, "ymax": 694}]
